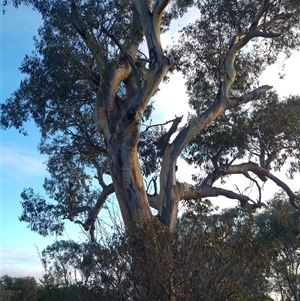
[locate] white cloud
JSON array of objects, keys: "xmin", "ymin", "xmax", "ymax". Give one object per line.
[
  {"xmin": 153, "ymin": 72, "xmax": 191, "ymax": 124},
  {"xmin": 1, "ymin": 245, "xmax": 44, "ymax": 280},
  {"xmin": 1, "ymin": 144, "xmax": 48, "ymax": 182},
  {"xmin": 259, "ymin": 50, "xmax": 300, "ymax": 97}
]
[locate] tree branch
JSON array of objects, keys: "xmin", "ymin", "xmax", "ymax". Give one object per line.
[
  {"xmin": 132, "ymin": 0, "xmax": 169, "ymax": 62},
  {"xmin": 177, "ymin": 182, "xmax": 261, "ymax": 208},
  {"xmin": 157, "ymin": 0, "xmax": 295, "ymax": 223},
  {"xmin": 161, "ymin": 115, "xmax": 183, "ymax": 149},
  {"xmin": 100, "ymin": 24, "xmax": 140, "ymax": 85},
  {"xmin": 92, "ymin": 159, "xmax": 107, "ymax": 188},
  {"xmin": 66, "ymin": 184, "xmax": 115, "ymax": 230},
  {"xmin": 251, "ymin": 0, "xmax": 270, "ymax": 28},
  {"xmin": 70, "ymin": 1, "xmax": 106, "ymax": 71},
  {"xmin": 153, "ymin": 0, "xmax": 171, "ymax": 38},
  {"xmin": 143, "ymin": 116, "xmax": 182, "ymax": 132},
  {"xmin": 177, "ymin": 157, "xmax": 300, "ymax": 210},
  {"xmin": 83, "ymin": 184, "xmax": 115, "ymax": 231},
  {"xmin": 221, "ymin": 162, "xmax": 300, "ymax": 209},
  {"xmin": 257, "ymin": 13, "xmax": 294, "ymax": 32},
  {"xmin": 66, "ymin": 205, "xmax": 92, "ymax": 222},
  {"xmin": 242, "ymin": 172, "xmax": 262, "ymax": 204},
  {"xmin": 229, "ymin": 85, "xmax": 273, "ymax": 108},
  {"xmin": 153, "ymin": 0, "xmax": 170, "ymax": 18},
  {"xmin": 147, "ymin": 176, "xmax": 160, "ymax": 209},
  {"xmin": 148, "ymin": 194, "xmax": 160, "ymax": 210},
  {"xmin": 222, "ymin": 1, "xmax": 292, "ymax": 100},
  {"xmin": 73, "ymin": 60, "xmax": 100, "ymax": 86}
]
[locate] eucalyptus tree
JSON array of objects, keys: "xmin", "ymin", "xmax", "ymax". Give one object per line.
[
  {"xmin": 2, "ymin": 0, "xmax": 300, "ymax": 247},
  {"xmin": 1, "ymin": 275, "xmax": 38, "ymax": 301},
  {"xmin": 255, "ymin": 194, "xmax": 300, "ymax": 301}
]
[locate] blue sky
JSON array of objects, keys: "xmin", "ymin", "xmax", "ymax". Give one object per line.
[
  {"xmin": 1, "ymin": 3, "xmax": 300, "ymax": 281},
  {"xmin": 1, "ymin": 4, "xmax": 86, "ymax": 280}
]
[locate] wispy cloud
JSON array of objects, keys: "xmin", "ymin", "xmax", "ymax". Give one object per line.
[
  {"xmin": 1, "ymin": 144, "xmax": 48, "ymax": 182},
  {"xmin": 1, "ymin": 245, "xmax": 43, "ymax": 280}
]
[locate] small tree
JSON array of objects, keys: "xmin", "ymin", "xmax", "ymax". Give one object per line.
[
  {"xmin": 1, "ymin": 275, "xmax": 38, "ymax": 301},
  {"xmin": 36, "ymin": 202, "xmax": 278, "ymax": 300},
  {"xmin": 255, "ymin": 193, "xmax": 300, "ymax": 301}
]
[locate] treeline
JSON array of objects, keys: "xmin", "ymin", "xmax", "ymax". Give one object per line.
[{"xmin": 1, "ymin": 194, "xmax": 299, "ymax": 301}]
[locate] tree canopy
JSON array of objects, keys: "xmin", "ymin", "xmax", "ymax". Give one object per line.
[{"xmin": 1, "ymin": 0, "xmax": 300, "ymax": 243}]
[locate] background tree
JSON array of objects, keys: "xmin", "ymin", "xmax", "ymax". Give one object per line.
[
  {"xmin": 38, "ymin": 236, "xmax": 133, "ymax": 301},
  {"xmin": 1, "ymin": 275, "xmax": 38, "ymax": 301},
  {"xmin": 33, "ymin": 201, "xmax": 278, "ymax": 300},
  {"xmin": 4, "ymin": 197, "xmax": 299, "ymax": 300},
  {"xmin": 255, "ymin": 193, "xmax": 300, "ymax": 301},
  {"xmin": 171, "ymin": 202, "xmax": 272, "ymax": 300}
]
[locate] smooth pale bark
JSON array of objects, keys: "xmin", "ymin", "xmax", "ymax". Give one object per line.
[
  {"xmin": 109, "ymin": 140, "xmax": 154, "ymax": 233},
  {"xmin": 69, "ymin": 0, "xmax": 299, "ymax": 235}
]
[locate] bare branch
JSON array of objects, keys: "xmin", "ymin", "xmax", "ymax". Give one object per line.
[
  {"xmin": 251, "ymin": 0, "xmax": 270, "ymax": 28},
  {"xmin": 83, "ymin": 184, "xmax": 115, "ymax": 231},
  {"xmin": 148, "ymin": 194, "xmax": 160, "ymax": 210},
  {"xmin": 161, "ymin": 115, "xmax": 183, "ymax": 149},
  {"xmin": 209, "ymin": 146, "xmax": 224, "ymax": 170},
  {"xmin": 153, "ymin": 0, "xmax": 170, "ymax": 18},
  {"xmin": 251, "ymin": 30, "xmax": 281, "ymax": 38},
  {"xmin": 257, "ymin": 13, "xmax": 294, "ymax": 32},
  {"xmin": 100, "ymin": 24, "xmax": 140, "ymax": 84},
  {"xmin": 177, "ymin": 158, "xmax": 300, "ymax": 210},
  {"xmin": 242, "ymin": 172, "xmax": 262, "ymax": 204},
  {"xmin": 132, "ymin": 0, "xmax": 169, "ymax": 62},
  {"xmin": 66, "ymin": 205, "xmax": 91, "ymax": 221},
  {"xmin": 153, "ymin": 0, "xmax": 171, "ymax": 37},
  {"xmin": 143, "ymin": 116, "xmax": 182, "ymax": 132},
  {"xmin": 90, "ymin": 222, "xmax": 96, "ymax": 243},
  {"xmin": 177, "ymin": 182, "xmax": 262, "ymax": 208},
  {"xmin": 229, "ymin": 85, "xmax": 273, "ymax": 108},
  {"xmin": 92, "ymin": 159, "xmax": 107, "ymax": 188},
  {"xmin": 222, "ymin": 1, "xmax": 293, "ymax": 99},
  {"xmin": 146, "ymin": 176, "xmax": 158, "ymax": 194},
  {"xmin": 267, "ymin": 174, "xmax": 300, "ymax": 210},
  {"xmin": 222, "ymin": 162, "xmax": 300, "ymax": 209},
  {"xmin": 66, "ymin": 184, "xmax": 114, "ymax": 230}
]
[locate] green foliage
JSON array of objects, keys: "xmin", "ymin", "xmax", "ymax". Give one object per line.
[
  {"xmin": 33, "ymin": 202, "xmax": 274, "ymax": 300},
  {"xmin": 4, "ymin": 193, "xmax": 300, "ymax": 300},
  {"xmin": 1, "ymin": 0, "xmax": 172, "ymax": 235},
  {"xmin": 169, "ymin": 0, "xmax": 300, "ymax": 107},
  {"xmin": 138, "ymin": 125, "xmax": 167, "ymax": 176},
  {"xmin": 19, "ymin": 188, "xmax": 64, "ymax": 236},
  {"xmin": 1, "ymin": 4, "xmax": 300, "ymax": 299},
  {"xmin": 174, "ymin": 205, "xmax": 271, "ymax": 300},
  {"xmin": 1, "ymin": 275, "xmax": 38, "ymax": 301},
  {"xmin": 255, "ymin": 193, "xmax": 300, "ymax": 300},
  {"xmin": 183, "ymin": 94, "xmax": 300, "ymax": 183},
  {"xmin": 251, "ymin": 95, "xmax": 300, "ymax": 174},
  {"xmin": 1, "ymin": 0, "xmax": 300, "ymax": 237}
]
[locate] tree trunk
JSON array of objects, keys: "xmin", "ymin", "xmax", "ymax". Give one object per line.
[
  {"xmin": 108, "ymin": 136, "xmax": 154, "ymax": 234},
  {"xmin": 128, "ymin": 222, "xmax": 175, "ymax": 301}
]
